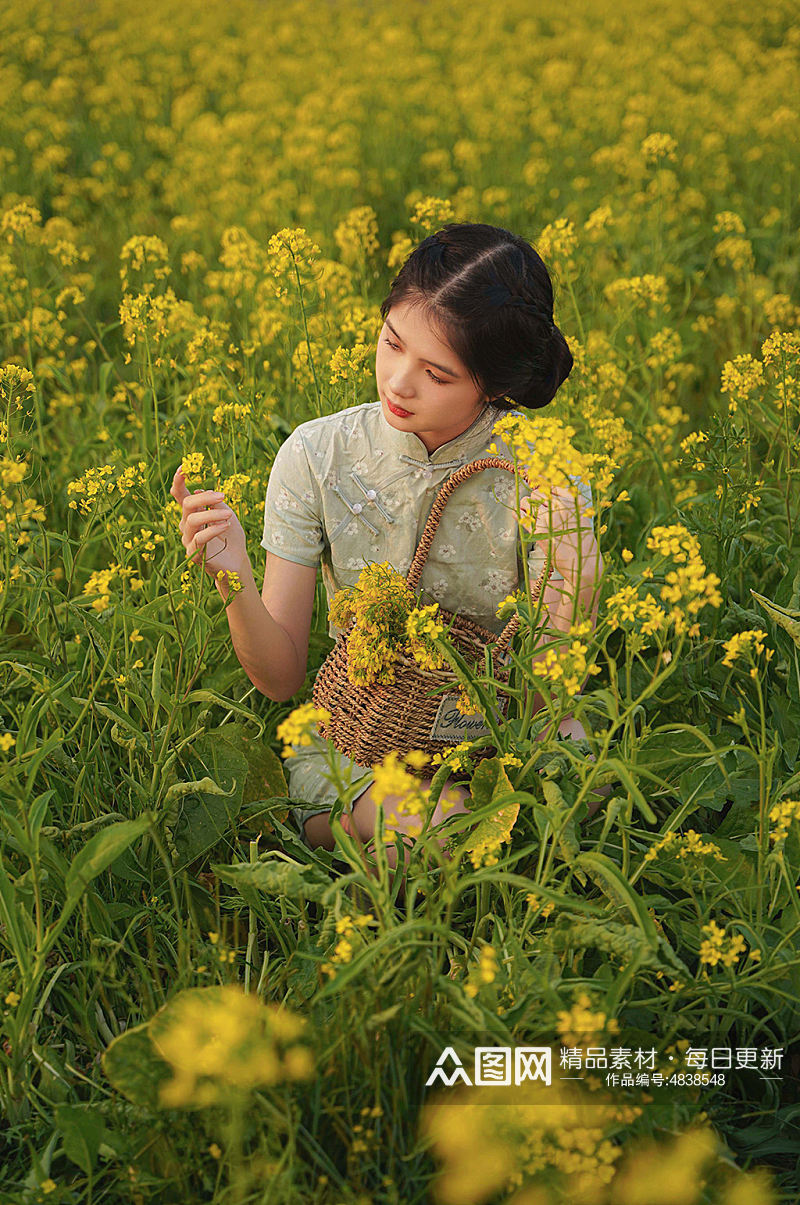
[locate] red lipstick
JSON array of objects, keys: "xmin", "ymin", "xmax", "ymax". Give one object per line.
[{"xmin": 387, "ymin": 398, "xmax": 413, "ymax": 418}]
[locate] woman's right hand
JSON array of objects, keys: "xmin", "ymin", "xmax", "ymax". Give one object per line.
[{"xmin": 170, "ymin": 464, "xmax": 252, "ymax": 587}]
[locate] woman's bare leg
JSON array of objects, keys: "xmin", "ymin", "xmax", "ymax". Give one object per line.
[{"xmin": 304, "ymin": 776, "xmax": 470, "ymax": 871}]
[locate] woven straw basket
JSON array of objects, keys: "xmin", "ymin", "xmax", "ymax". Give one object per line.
[{"xmin": 311, "ymin": 456, "xmax": 553, "ymax": 773}]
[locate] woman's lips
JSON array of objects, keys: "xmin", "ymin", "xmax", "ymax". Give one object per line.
[{"xmin": 386, "ymin": 398, "xmax": 413, "ymax": 417}]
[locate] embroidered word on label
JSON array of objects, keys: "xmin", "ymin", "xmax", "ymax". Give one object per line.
[{"xmin": 429, "ymin": 695, "xmax": 507, "ymax": 741}]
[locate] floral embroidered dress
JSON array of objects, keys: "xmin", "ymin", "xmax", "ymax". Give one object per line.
[{"xmin": 261, "ymin": 399, "xmax": 593, "ymax": 844}]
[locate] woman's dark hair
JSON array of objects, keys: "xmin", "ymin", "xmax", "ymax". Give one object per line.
[{"xmin": 379, "ymin": 222, "xmax": 573, "ymax": 411}]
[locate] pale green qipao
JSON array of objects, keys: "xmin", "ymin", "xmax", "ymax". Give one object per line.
[{"xmin": 260, "ymin": 399, "xmax": 593, "ymax": 843}]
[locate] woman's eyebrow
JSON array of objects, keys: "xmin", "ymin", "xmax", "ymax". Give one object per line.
[{"xmin": 384, "ymin": 318, "xmax": 459, "ymax": 377}]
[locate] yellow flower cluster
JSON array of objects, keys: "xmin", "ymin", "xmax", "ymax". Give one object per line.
[
  {"xmin": 612, "ymin": 1126, "xmax": 724, "ymax": 1205},
  {"xmin": 556, "ymin": 992, "xmax": 620, "ymax": 1049},
  {"xmin": 67, "ymin": 461, "xmax": 148, "ymax": 516},
  {"xmin": 721, "ymin": 353, "xmax": 765, "ymax": 414},
  {"xmin": 153, "ymin": 985, "xmax": 313, "ymax": 1108},
  {"xmin": 371, "ymin": 750, "xmax": 434, "ymax": 841},
  {"xmin": 265, "ymin": 227, "xmax": 322, "ymax": 300},
  {"xmin": 409, "ymin": 195, "xmax": 455, "ymax": 234},
  {"xmin": 698, "ymin": 919, "xmax": 748, "ymax": 969},
  {"xmin": 603, "ymin": 273, "xmax": 669, "ymax": 317},
  {"xmin": 714, "ymin": 235, "xmax": 754, "ymax": 275},
  {"xmin": 464, "ymin": 943, "xmax": 498, "ymax": 998},
  {"xmin": 641, "ymin": 132, "xmax": 678, "ymax": 164},
  {"xmin": 761, "ymin": 330, "xmax": 800, "ymax": 412},
  {"xmin": 536, "ymin": 217, "xmax": 578, "ymax": 272},
  {"xmin": 333, "ymin": 204, "xmax": 379, "ymax": 267},
  {"xmin": 387, "ymin": 234, "xmax": 415, "ymax": 270},
  {"xmin": 406, "ymin": 603, "xmax": 450, "ymax": 671},
  {"xmin": 679, "ymin": 429, "xmax": 709, "ymax": 470},
  {"xmin": 321, "ymin": 911, "xmax": 378, "ymax": 975},
  {"xmin": 119, "ymin": 234, "xmax": 171, "ymax": 293},
  {"xmin": 431, "ymin": 740, "xmax": 474, "ymax": 772},
  {"xmin": 329, "ymin": 561, "xmax": 450, "ymax": 688},
  {"xmin": 642, "ymin": 828, "xmax": 726, "ymax": 865},
  {"xmin": 328, "ymin": 342, "xmax": 372, "ymax": 384},
  {"xmin": 423, "ymin": 1073, "xmax": 633, "ymax": 1205},
  {"xmin": 489, "ymin": 411, "xmax": 609, "ymax": 501},
  {"xmin": 525, "ymin": 891, "xmax": 555, "ymax": 919},
  {"xmin": 713, "ymin": 211, "xmax": 746, "ymax": 236},
  {"xmin": 81, "ymin": 562, "xmax": 143, "ymax": 612},
  {"xmin": 535, "ymin": 619, "xmax": 602, "ymax": 697},
  {"xmin": 768, "ymin": 798, "xmax": 800, "ymax": 845},
  {"xmin": 1, "ymin": 201, "xmax": 42, "ymax": 243},
  {"xmin": 722, "ymin": 629, "xmax": 773, "ymax": 677},
  {"xmin": 180, "ymin": 451, "xmax": 205, "ymax": 479},
  {"xmin": 0, "ymin": 363, "xmax": 35, "ymax": 409},
  {"xmin": 629, "ymin": 523, "xmax": 724, "ymax": 637},
  {"xmin": 275, "ymin": 702, "xmax": 332, "ymax": 759}
]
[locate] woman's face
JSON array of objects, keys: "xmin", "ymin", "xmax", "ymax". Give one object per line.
[{"xmin": 376, "ymin": 298, "xmax": 491, "ymax": 455}]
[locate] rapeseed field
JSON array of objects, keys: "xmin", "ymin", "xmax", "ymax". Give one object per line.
[{"xmin": 1, "ymin": 0, "xmax": 799, "ymax": 1201}]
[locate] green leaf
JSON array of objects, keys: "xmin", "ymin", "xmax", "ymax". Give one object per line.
[
  {"xmin": 212, "ymin": 857, "xmax": 334, "ymax": 904},
  {"xmin": 151, "ymin": 635, "xmax": 167, "ymax": 725},
  {"xmin": 102, "ymin": 1022, "xmax": 173, "ymax": 1111},
  {"xmin": 542, "ymin": 779, "xmax": 582, "ymax": 868},
  {"xmin": 169, "ymin": 733, "xmax": 248, "ymax": 868},
  {"xmin": 752, "ymin": 590, "xmax": 800, "ymax": 649},
  {"xmin": 458, "ymin": 758, "xmax": 520, "ymax": 865},
  {"xmin": 573, "ymin": 851, "xmax": 659, "ymax": 944},
  {"xmin": 215, "ymin": 721, "xmax": 288, "ymax": 804},
  {"xmin": 55, "ymin": 1104, "xmax": 105, "ymax": 1175},
  {"xmin": 93, "ymin": 701, "xmax": 147, "ymax": 748},
  {"xmin": 0, "ymin": 858, "xmax": 33, "ymax": 972},
  {"xmin": 65, "ymin": 816, "xmax": 151, "ymax": 911}
]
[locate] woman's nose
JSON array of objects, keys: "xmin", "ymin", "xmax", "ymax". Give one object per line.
[{"xmin": 389, "ymin": 372, "xmax": 414, "ymax": 398}]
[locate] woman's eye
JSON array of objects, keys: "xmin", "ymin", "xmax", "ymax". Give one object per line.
[{"xmin": 383, "ymin": 337, "xmax": 444, "ymax": 385}]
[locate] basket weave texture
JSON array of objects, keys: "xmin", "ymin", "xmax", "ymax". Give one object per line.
[{"xmin": 311, "ymin": 456, "xmax": 552, "ymax": 772}]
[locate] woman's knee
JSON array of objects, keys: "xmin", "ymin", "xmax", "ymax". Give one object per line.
[{"xmin": 347, "ymin": 773, "xmax": 470, "ymax": 845}]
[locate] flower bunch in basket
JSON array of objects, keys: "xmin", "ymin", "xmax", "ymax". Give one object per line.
[{"xmin": 327, "ymin": 560, "xmax": 474, "ymax": 711}]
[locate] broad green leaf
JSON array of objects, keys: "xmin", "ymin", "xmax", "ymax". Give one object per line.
[
  {"xmin": 214, "ymin": 721, "xmax": 288, "ymax": 804},
  {"xmin": 55, "ymin": 1104, "xmax": 105, "ymax": 1175},
  {"xmin": 102, "ymin": 1022, "xmax": 172, "ymax": 1111},
  {"xmin": 212, "ymin": 857, "xmax": 333, "ymax": 904},
  {"xmin": 458, "ymin": 758, "xmax": 519, "ymax": 866},
  {"xmin": 169, "ymin": 733, "xmax": 248, "ymax": 868},
  {"xmin": 65, "ymin": 815, "xmax": 151, "ymax": 910}
]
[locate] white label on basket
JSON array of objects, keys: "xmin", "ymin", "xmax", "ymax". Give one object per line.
[{"xmin": 429, "ymin": 695, "xmax": 507, "ymax": 741}]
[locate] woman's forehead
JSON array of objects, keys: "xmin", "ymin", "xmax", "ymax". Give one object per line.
[{"xmin": 385, "ymin": 298, "xmax": 458, "ymax": 357}]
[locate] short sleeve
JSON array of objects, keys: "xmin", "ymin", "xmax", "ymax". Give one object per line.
[{"xmin": 260, "ymin": 430, "xmax": 324, "ymax": 568}]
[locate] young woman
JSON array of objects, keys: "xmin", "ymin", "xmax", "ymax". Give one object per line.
[{"xmin": 171, "ymin": 222, "xmax": 604, "ymax": 872}]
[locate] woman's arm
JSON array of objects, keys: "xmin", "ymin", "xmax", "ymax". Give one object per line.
[{"xmin": 521, "ymin": 485, "xmax": 604, "ymax": 694}]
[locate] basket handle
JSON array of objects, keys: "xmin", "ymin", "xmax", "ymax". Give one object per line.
[{"xmin": 405, "ymin": 455, "xmax": 554, "ymax": 653}]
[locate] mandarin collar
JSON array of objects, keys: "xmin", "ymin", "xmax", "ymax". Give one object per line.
[{"xmin": 374, "ymin": 399, "xmax": 504, "ymax": 464}]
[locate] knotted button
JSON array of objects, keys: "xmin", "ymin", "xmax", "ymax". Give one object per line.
[
  {"xmin": 365, "ymin": 489, "xmax": 377, "ymax": 500},
  {"xmin": 352, "ymin": 502, "xmax": 363, "ymax": 513},
  {"xmin": 422, "ymin": 466, "xmax": 433, "ymax": 479}
]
